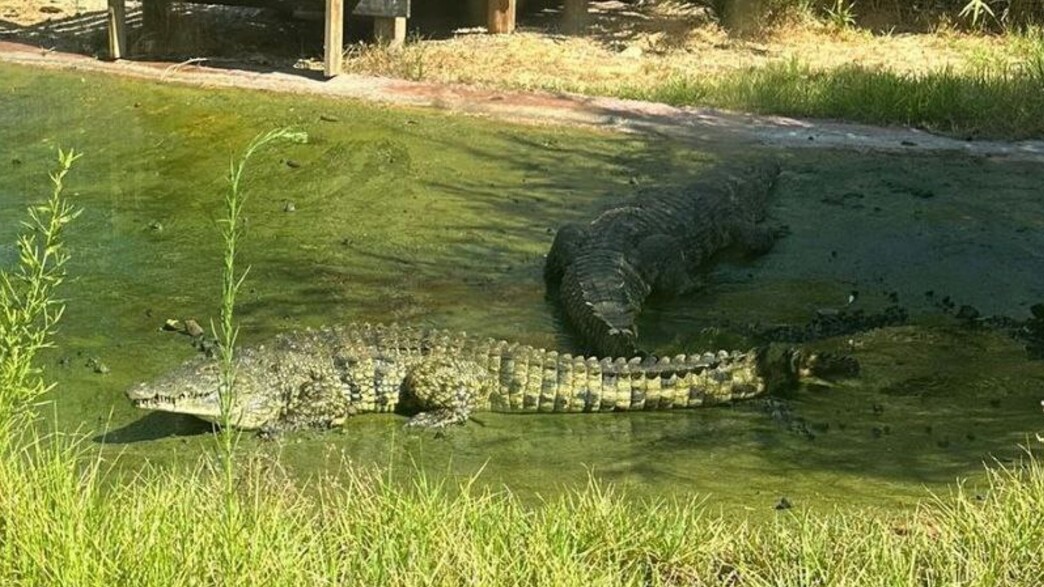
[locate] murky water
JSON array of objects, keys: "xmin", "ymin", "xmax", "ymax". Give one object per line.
[{"xmin": 3, "ymin": 63, "xmax": 1043, "ymax": 514}]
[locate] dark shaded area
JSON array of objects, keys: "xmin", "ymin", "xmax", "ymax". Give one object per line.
[
  {"xmin": 0, "ymin": 0, "xmax": 558, "ymax": 68},
  {"xmin": 752, "ymin": 304, "xmax": 909, "ymax": 343},
  {"xmin": 0, "ymin": 9, "xmax": 127, "ymax": 56},
  {"xmin": 0, "ymin": 2, "xmax": 353, "ymax": 71},
  {"xmin": 94, "ymin": 411, "xmax": 213, "ymax": 443}
]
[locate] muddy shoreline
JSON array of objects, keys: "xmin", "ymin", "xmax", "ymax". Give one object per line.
[{"xmin": 3, "ymin": 40, "xmax": 1043, "ymax": 162}]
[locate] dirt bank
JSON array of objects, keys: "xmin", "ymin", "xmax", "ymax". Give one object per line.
[{"xmin": 3, "ymin": 40, "xmax": 1043, "ymax": 162}]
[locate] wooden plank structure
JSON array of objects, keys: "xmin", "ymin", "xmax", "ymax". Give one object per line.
[
  {"xmin": 107, "ymin": 0, "xmax": 588, "ymax": 76},
  {"xmin": 106, "ymin": 0, "xmax": 127, "ymax": 59},
  {"xmin": 487, "ymin": 0, "xmax": 515, "ymax": 34},
  {"xmin": 324, "ymin": 0, "xmax": 345, "ymax": 75},
  {"xmin": 373, "ymin": 15, "xmax": 407, "ymax": 47}
]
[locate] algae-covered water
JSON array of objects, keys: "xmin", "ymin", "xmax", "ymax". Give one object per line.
[{"xmin": 3, "ymin": 63, "xmax": 1044, "ymax": 514}]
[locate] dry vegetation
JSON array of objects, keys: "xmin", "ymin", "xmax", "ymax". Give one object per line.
[
  {"xmin": 340, "ymin": 1, "xmax": 1035, "ymax": 89},
  {"xmin": 331, "ymin": 1, "xmax": 1044, "ymax": 137}
]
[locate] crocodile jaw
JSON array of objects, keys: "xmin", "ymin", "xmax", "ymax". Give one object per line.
[
  {"xmin": 127, "ymin": 383, "xmax": 224, "ymax": 423},
  {"xmin": 126, "ymin": 359, "xmax": 279, "ymax": 430}
]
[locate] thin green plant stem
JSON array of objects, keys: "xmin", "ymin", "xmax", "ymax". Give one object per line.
[
  {"xmin": 0, "ymin": 148, "xmax": 81, "ymax": 448},
  {"xmin": 211, "ymin": 128, "xmax": 307, "ymax": 574}
]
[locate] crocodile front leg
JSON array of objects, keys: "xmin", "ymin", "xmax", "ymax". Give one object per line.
[{"xmin": 402, "ymin": 357, "xmax": 490, "ymax": 428}]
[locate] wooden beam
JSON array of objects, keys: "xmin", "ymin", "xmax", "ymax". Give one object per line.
[
  {"xmin": 562, "ymin": 0, "xmax": 588, "ymax": 34},
  {"xmin": 374, "ymin": 16, "xmax": 406, "ymax": 48},
  {"xmin": 324, "ymin": 0, "xmax": 345, "ymax": 77},
  {"xmin": 106, "ymin": 0, "xmax": 127, "ymax": 60},
  {"xmin": 487, "ymin": 0, "xmax": 515, "ymax": 34}
]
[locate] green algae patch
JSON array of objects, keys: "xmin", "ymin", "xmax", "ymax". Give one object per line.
[{"xmin": 2, "ymin": 63, "xmax": 1044, "ymax": 514}]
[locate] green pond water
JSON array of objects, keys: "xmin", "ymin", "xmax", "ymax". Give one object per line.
[{"xmin": 3, "ymin": 63, "xmax": 1044, "ymax": 514}]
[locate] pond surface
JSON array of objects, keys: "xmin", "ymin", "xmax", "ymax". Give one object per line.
[{"xmin": 3, "ymin": 63, "xmax": 1044, "ymax": 515}]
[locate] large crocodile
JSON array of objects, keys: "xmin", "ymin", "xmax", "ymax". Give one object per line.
[
  {"xmin": 545, "ymin": 158, "xmax": 783, "ymax": 357},
  {"xmin": 126, "ymin": 323, "xmax": 857, "ymax": 431}
]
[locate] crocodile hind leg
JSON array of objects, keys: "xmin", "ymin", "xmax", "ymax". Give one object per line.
[
  {"xmin": 402, "ymin": 357, "xmax": 490, "ymax": 428},
  {"xmin": 734, "ymin": 222, "xmax": 789, "ymax": 256},
  {"xmin": 545, "ymin": 223, "xmax": 591, "ymax": 284},
  {"xmin": 631, "ymin": 233, "xmax": 702, "ymax": 295}
]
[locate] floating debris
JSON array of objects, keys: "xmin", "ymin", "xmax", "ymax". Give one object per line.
[{"xmin": 86, "ymin": 357, "xmax": 109, "ymax": 375}]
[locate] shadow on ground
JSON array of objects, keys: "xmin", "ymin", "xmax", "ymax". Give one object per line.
[
  {"xmin": 0, "ymin": 2, "xmax": 327, "ymax": 71},
  {"xmin": 94, "ymin": 411, "xmax": 213, "ymax": 443}
]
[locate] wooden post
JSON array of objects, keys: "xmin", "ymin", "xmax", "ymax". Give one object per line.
[
  {"xmin": 562, "ymin": 0, "xmax": 587, "ymax": 34},
  {"xmin": 324, "ymin": 0, "xmax": 344, "ymax": 77},
  {"xmin": 487, "ymin": 0, "xmax": 515, "ymax": 34},
  {"xmin": 374, "ymin": 16, "xmax": 406, "ymax": 48},
  {"xmin": 106, "ymin": 0, "xmax": 127, "ymax": 60}
]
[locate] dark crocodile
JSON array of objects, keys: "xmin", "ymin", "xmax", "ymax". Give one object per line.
[
  {"xmin": 126, "ymin": 323, "xmax": 857, "ymax": 431},
  {"xmin": 545, "ymin": 159, "xmax": 783, "ymax": 357}
]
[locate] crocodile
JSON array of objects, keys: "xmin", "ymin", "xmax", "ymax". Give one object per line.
[
  {"xmin": 545, "ymin": 158, "xmax": 783, "ymax": 357},
  {"xmin": 126, "ymin": 323, "xmax": 857, "ymax": 431}
]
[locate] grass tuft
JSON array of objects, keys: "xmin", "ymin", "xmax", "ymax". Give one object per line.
[{"xmin": 618, "ymin": 55, "xmax": 1044, "ymax": 138}]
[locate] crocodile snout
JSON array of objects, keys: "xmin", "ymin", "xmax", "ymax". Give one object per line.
[{"xmin": 125, "ymin": 383, "xmax": 157, "ymax": 403}]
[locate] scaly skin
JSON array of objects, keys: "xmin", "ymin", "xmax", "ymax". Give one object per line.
[
  {"xmin": 126, "ymin": 323, "xmax": 857, "ymax": 431},
  {"xmin": 545, "ymin": 159, "xmax": 783, "ymax": 357}
]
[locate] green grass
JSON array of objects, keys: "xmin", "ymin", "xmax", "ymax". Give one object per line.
[
  {"xmin": 2, "ymin": 141, "xmax": 1044, "ymax": 587},
  {"xmin": 2, "ymin": 434, "xmax": 1044, "ymax": 585},
  {"xmin": 618, "ymin": 56, "xmax": 1044, "ymax": 139}
]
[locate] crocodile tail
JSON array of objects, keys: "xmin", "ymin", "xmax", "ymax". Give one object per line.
[
  {"xmin": 558, "ymin": 251, "xmax": 650, "ymax": 357},
  {"xmin": 487, "ymin": 347, "xmax": 768, "ymax": 414},
  {"xmin": 548, "ymin": 350, "xmax": 766, "ymax": 413}
]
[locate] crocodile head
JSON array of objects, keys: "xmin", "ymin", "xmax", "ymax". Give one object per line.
[{"xmin": 126, "ymin": 355, "xmax": 282, "ymax": 430}]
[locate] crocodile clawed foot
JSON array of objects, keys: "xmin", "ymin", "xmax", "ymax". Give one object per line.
[
  {"xmin": 801, "ymin": 351, "xmax": 861, "ymax": 380},
  {"xmin": 405, "ymin": 409, "xmax": 469, "ymax": 429},
  {"xmin": 257, "ymin": 424, "xmax": 282, "ymax": 440}
]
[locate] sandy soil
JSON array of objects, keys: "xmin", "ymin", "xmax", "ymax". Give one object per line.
[{"xmin": 0, "ymin": 0, "xmax": 108, "ymax": 26}]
